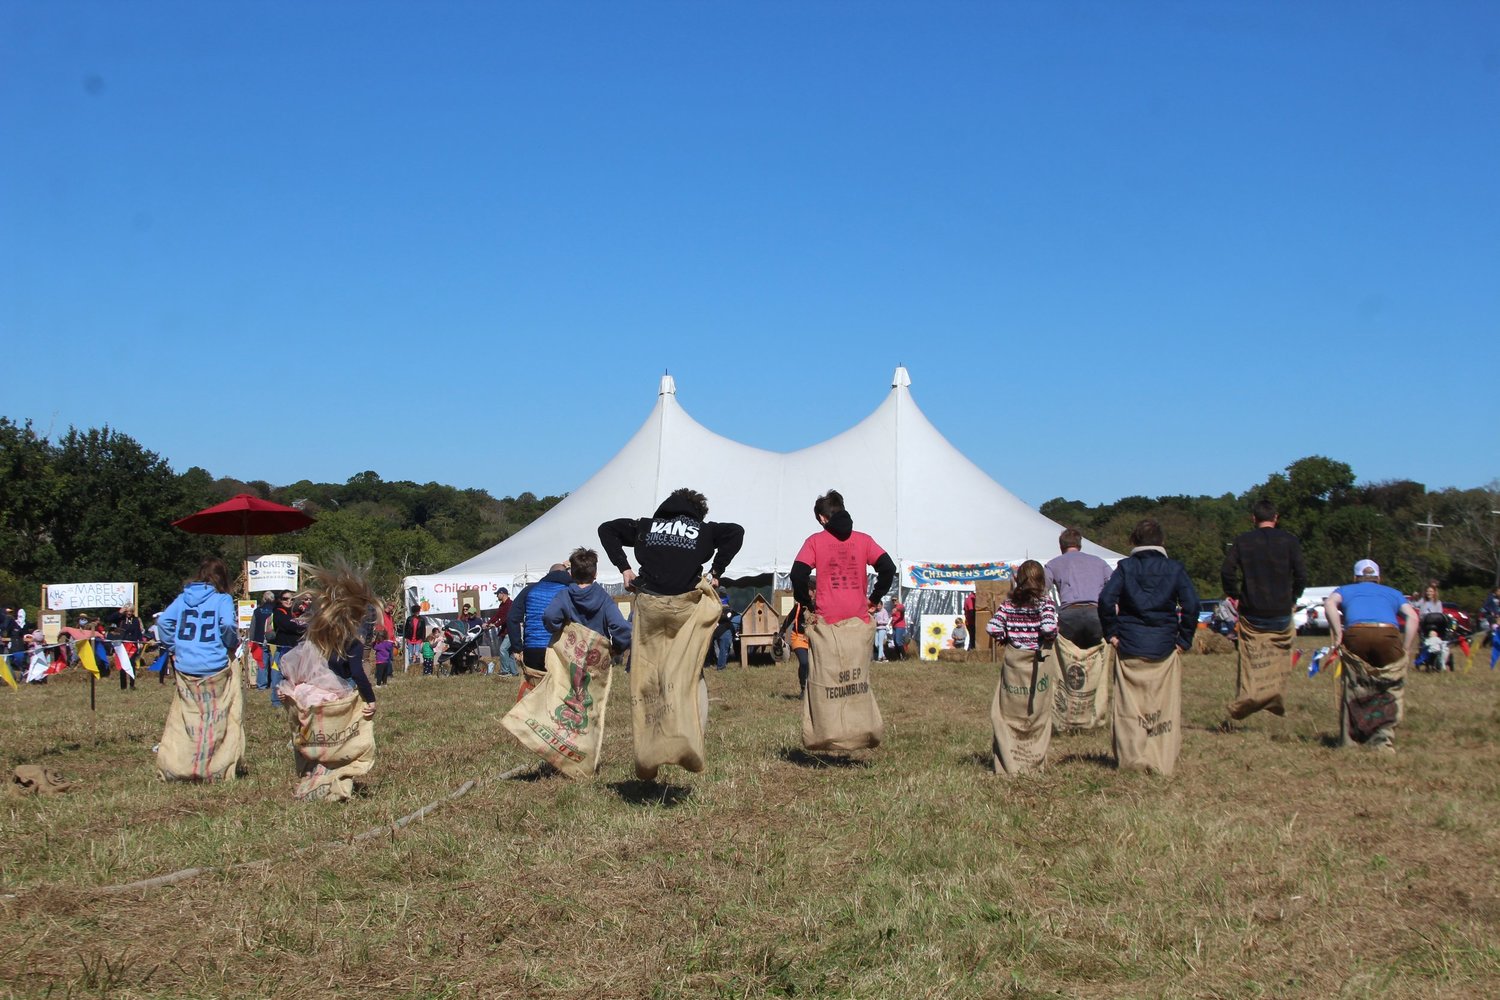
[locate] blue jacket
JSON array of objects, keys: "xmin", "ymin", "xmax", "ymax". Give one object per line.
[
  {"xmin": 507, "ymin": 569, "xmax": 573, "ymax": 651},
  {"xmin": 158, "ymin": 583, "xmax": 241, "ymax": 676},
  {"xmin": 1099, "ymin": 549, "xmax": 1199, "ymax": 659},
  {"xmin": 543, "ymin": 583, "xmax": 632, "ymax": 652}
]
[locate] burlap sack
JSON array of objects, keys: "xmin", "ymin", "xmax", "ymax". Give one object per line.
[
  {"xmin": 12, "ymin": 765, "xmax": 71, "ymax": 795},
  {"xmin": 1227, "ymin": 618, "xmax": 1294, "ymax": 719},
  {"xmin": 289, "ymin": 690, "xmax": 375, "ymax": 801},
  {"xmin": 991, "ymin": 645, "xmax": 1055, "ymax": 775},
  {"xmin": 156, "ymin": 662, "xmax": 244, "ymax": 782},
  {"xmin": 1110, "ymin": 648, "xmax": 1183, "ymax": 776},
  {"xmin": 501, "ymin": 622, "xmax": 615, "ymax": 779},
  {"xmin": 518, "ymin": 664, "xmax": 547, "ymax": 703},
  {"xmin": 803, "ymin": 616, "xmax": 883, "ymax": 752},
  {"xmin": 1338, "ymin": 646, "xmax": 1407, "ymax": 747},
  {"xmin": 630, "ymin": 578, "xmax": 720, "ymax": 780},
  {"xmin": 1052, "ymin": 633, "xmax": 1110, "ymax": 732}
]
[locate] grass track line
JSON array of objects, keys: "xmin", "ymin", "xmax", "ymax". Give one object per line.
[{"xmin": 4, "ymin": 761, "xmax": 536, "ymax": 900}]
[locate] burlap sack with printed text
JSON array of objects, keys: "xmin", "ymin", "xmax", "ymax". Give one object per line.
[
  {"xmin": 1110, "ymin": 648, "xmax": 1183, "ymax": 776},
  {"xmin": 289, "ymin": 690, "xmax": 375, "ymax": 802},
  {"xmin": 1227, "ymin": 618, "xmax": 1294, "ymax": 720},
  {"xmin": 502, "ymin": 622, "xmax": 615, "ymax": 779},
  {"xmin": 803, "ymin": 617, "xmax": 883, "ymax": 752},
  {"xmin": 1051, "ymin": 633, "xmax": 1110, "ymax": 732},
  {"xmin": 156, "ymin": 661, "xmax": 244, "ymax": 782},
  {"xmin": 630, "ymin": 578, "xmax": 720, "ymax": 780},
  {"xmin": 992, "ymin": 644, "xmax": 1056, "ymax": 775},
  {"xmin": 1338, "ymin": 646, "xmax": 1407, "ymax": 747}
]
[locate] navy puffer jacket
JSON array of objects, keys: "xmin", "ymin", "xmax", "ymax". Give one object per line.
[{"xmin": 1099, "ymin": 549, "xmax": 1199, "ymax": 659}]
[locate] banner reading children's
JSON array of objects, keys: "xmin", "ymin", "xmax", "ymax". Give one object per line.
[
  {"xmin": 906, "ymin": 562, "xmax": 1013, "ymax": 588},
  {"xmin": 45, "ymin": 582, "xmax": 137, "ymax": 611}
]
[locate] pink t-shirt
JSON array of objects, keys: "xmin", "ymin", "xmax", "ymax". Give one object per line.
[{"xmin": 794, "ymin": 529, "xmax": 887, "ymax": 624}]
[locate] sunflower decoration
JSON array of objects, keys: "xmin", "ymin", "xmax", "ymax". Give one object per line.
[
  {"xmin": 927, "ymin": 621, "xmax": 944, "ymax": 638},
  {"xmin": 924, "ymin": 644, "xmax": 940, "ymax": 659}
]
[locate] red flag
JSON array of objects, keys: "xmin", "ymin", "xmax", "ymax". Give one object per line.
[{"xmin": 1458, "ymin": 635, "xmax": 1471, "ymax": 657}]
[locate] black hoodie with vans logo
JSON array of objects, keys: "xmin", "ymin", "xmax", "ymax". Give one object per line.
[{"xmin": 598, "ymin": 495, "xmax": 745, "ymax": 597}]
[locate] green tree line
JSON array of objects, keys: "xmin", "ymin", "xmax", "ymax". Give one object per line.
[
  {"xmin": 0, "ymin": 418, "xmax": 562, "ymax": 617},
  {"xmin": 1042, "ymin": 456, "xmax": 1499, "ymax": 610},
  {"xmin": 3, "ymin": 421, "xmax": 1495, "ymax": 621}
]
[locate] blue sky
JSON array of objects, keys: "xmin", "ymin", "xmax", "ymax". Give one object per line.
[{"xmin": 3, "ymin": 1, "xmax": 1496, "ymax": 508}]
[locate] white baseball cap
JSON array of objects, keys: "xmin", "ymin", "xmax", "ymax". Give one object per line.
[{"xmin": 1353, "ymin": 558, "xmax": 1380, "ymax": 578}]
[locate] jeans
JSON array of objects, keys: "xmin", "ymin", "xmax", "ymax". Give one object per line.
[
  {"xmin": 874, "ymin": 627, "xmax": 890, "ymax": 660},
  {"xmin": 892, "ymin": 627, "xmax": 907, "ymax": 659},
  {"xmin": 713, "ymin": 629, "xmax": 733, "ymax": 670},
  {"xmin": 498, "ymin": 635, "xmax": 519, "ymax": 675},
  {"xmin": 1058, "ymin": 605, "xmax": 1103, "ymax": 648},
  {"xmin": 268, "ymin": 646, "xmax": 284, "ymax": 706}
]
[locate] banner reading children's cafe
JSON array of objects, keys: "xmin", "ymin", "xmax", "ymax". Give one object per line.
[{"xmin": 904, "ymin": 561, "xmax": 1014, "ymax": 589}]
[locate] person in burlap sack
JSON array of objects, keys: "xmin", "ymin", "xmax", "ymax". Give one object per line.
[
  {"xmin": 1045, "ymin": 527, "xmax": 1113, "ymax": 731},
  {"xmin": 985, "ymin": 560, "xmax": 1058, "ymax": 775},
  {"xmin": 1221, "ymin": 498, "xmax": 1308, "ymax": 721},
  {"xmin": 281, "ymin": 561, "xmax": 381, "ymax": 801},
  {"xmin": 1099, "ymin": 520, "xmax": 1199, "ymax": 777},
  {"xmin": 790, "ymin": 489, "xmax": 896, "ymax": 753},
  {"xmin": 1324, "ymin": 559, "xmax": 1418, "ymax": 753},
  {"xmin": 500, "ymin": 547, "xmax": 632, "ymax": 779},
  {"xmin": 599, "ymin": 487, "xmax": 744, "ymax": 780},
  {"xmin": 507, "ymin": 564, "xmax": 575, "ymax": 698},
  {"xmin": 155, "ymin": 558, "xmax": 244, "ymax": 782}
]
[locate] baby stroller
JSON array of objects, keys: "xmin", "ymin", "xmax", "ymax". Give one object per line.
[
  {"xmin": 438, "ymin": 620, "xmax": 484, "ymax": 675},
  {"xmin": 1414, "ymin": 611, "xmax": 1455, "ymax": 672}
]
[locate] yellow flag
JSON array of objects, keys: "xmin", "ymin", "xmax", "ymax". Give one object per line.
[
  {"xmin": 76, "ymin": 638, "xmax": 100, "ymax": 678},
  {"xmin": 0, "ymin": 654, "xmax": 15, "ymax": 690}
]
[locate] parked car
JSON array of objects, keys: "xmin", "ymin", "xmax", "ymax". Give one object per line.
[
  {"xmin": 1294, "ymin": 586, "xmax": 1339, "ymax": 635},
  {"xmin": 1443, "ymin": 603, "xmax": 1473, "ymax": 634}
]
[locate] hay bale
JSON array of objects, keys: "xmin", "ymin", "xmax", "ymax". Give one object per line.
[{"xmin": 1193, "ymin": 630, "xmax": 1236, "ymax": 655}]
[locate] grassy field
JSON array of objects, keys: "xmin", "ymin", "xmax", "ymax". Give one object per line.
[{"xmin": 2, "ymin": 641, "xmax": 1497, "ymax": 999}]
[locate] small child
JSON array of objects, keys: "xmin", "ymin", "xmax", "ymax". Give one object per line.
[
  {"xmin": 951, "ymin": 617, "xmax": 969, "ymax": 650},
  {"xmin": 422, "ymin": 628, "xmax": 442, "ymax": 676},
  {"xmin": 986, "ymin": 561, "xmax": 1058, "ymax": 651},
  {"xmin": 372, "ymin": 627, "xmax": 395, "ymax": 687},
  {"xmin": 542, "ymin": 547, "xmax": 632, "ymax": 652}
]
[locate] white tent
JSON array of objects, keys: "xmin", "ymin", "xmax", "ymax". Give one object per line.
[{"xmin": 403, "ymin": 367, "xmax": 1117, "ymax": 613}]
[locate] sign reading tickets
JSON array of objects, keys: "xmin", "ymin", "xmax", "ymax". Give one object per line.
[
  {"xmin": 247, "ymin": 554, "xmax": 300, "ymax": 593},
  {"xmin": 906, "ymin": 562, "xmax": 1013, "ymax": 588},
  {"xmin": 45, "ymin": 582, "xmax": 137, "ymax": 611}
]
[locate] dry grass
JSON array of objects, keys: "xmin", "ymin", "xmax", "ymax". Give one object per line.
[{"xmin": 2, "ymin": 641, "xmax": 1498, "ymax": 999}]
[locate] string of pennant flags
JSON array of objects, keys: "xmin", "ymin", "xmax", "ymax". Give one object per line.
[{"xmin": 1, "ymin": 636, "xmax": 303, "ymax": 690}]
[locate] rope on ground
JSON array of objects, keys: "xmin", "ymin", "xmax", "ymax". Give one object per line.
[{"xmin": 1, "ymin": 762, "xmax": 535, "ymax": 901}]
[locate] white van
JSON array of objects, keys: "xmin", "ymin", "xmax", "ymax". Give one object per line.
[{"xmin": 1293, "ymin": 586, "xmax": 1339, "ymax": 634}]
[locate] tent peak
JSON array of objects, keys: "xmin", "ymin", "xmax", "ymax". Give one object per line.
[
  {"xmin": 659, "ymin": 373, "xmax": 677, "ymax": 396},
  {"xmin": 891, "ymin": 366, "xmax": 911, "ymax": 388}
]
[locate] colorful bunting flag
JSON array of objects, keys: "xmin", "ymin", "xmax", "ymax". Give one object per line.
[
  {"xmin": 0, "ymin": 654, "xmax": 14, "ymax": 690},
  {"xmin": 113, "ymin": 641, "xmax": 135, "ymax": 679},
  {"xmin": 76, "ymin": 638, "xmax": 100, "ymax": 678}
]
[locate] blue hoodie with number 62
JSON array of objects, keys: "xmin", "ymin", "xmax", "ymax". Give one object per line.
[{"xmin": 158, "ymin": 583, "xmax": 241, "ymax": 676}]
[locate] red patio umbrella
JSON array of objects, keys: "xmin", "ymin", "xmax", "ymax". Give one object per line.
[{"xmin": 172, "ymin": 493, "xmax": 316, "ymax": 569}]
